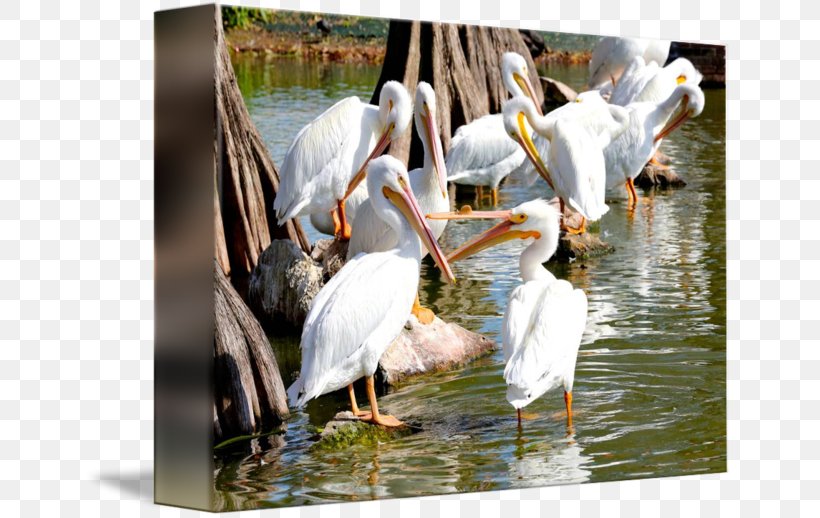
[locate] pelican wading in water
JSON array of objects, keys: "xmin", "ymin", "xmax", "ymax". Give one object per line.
[
  {"xmin": 445, "ymin": 52, "xmax": 544, "ymax": 205},
  {"xmin": 588, "ymin": 36, "xmax": 671, "ymax": 89},
  {"xmin": 428, "ymin": 200, "xmax": 587, "ymax": 426},
  {"xmin": 273, "ymin": 81, "xmax": 412, "ymax": 240},
  {"xmin": 287, "ymin": 155, "xmax": 456, "ymax": 427},
  {"xmin": 347, "ymin": 82, "xmax": 449, "ymax": 324},
  {"xmin": 502, "ymin": 96, "xmax": 628, "ymax": 233},
  {"xmin": 604, "ymin": 83, "xmax": 705, "ymax": 207}
]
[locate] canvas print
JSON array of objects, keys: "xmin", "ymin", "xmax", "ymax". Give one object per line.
[{"xmin": 208, "ymin": 6, "xmax": 726, "ymax": 511}]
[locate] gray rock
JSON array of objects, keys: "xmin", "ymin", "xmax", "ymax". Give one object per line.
[
  {"xmin": 540, "ymin": 76, "xmax": 578, "ymax": 108},
  {"xmin": 377, "ymin": 315, "xmax": 496, "ymax": 387},
  {"xmin": 634, "ymin": 162, "xmax": 687, "ymax": 189},
  {"xmin": 248, "ymin": 240, "xmax": 323, "ymax": 330},
  {"xmin": 311, "ymin": 411, "xmax": 415, "ymax": 450}
]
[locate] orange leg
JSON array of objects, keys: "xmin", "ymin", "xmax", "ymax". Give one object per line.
[
  {"xmin": 564, "ymin": 390, "xmax": 573, "ymax": 427},
  {"xmin": 626, "ymin": 177, "xmax": 638, "ymax": 209},
  {"xmin": 491, "ymin": 187, "xmax": 499, "ymax": 206},
  {"xmin": 364, "ymin": 376, "xmax": 403, "ymax": 427},
  {"xmin": 334, "ymin": 199, "xmax": 352, "ymax": 241},
  {"xmin": 348, "ymin": 384, "xmax": 371, "ymax": 419},
  {"xmin": 565, "ymin": 216, "xmax": 586, "ymax": 235},
  {"xmin": 410, "ymin": 292, "xmax": 435, "ymax": 325}
]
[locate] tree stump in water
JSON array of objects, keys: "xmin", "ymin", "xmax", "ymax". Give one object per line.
[
  {"xmin": 371, "ymin": 21, "xmax": 543, "ymax": 169},
  {"xmin": 214, "ymin": 260, "xmax": 289, "ymax": 441},
  {"xmin": 214, "ymin": 7, "xmax": 310, "ymax": 291}
]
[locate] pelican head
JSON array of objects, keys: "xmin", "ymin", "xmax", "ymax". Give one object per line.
[
  {"xmin": 654, "ymin": 83, "xmax": 705, "ymax": 142},
  {"xmin": 344, "ymin": 81, "xmax": 412, "ymax": 200},
  {"xmin": 366, "ymin": 156, "xmax": 456, "ymax": 284},
  {"xmin": 573, "ymin": 90, "xmax": 608, "ymax": 105},
  {"xmin": 501, "ymin": 52, "xmax": 543, "ymax": 116},
  {"xmin": 502, "ymin": 97, "xmax": 555, "ymax": 190},
  {"xmin": 427, "ymin": 199, "xmax": 560, "ymax": 263},
  {"xmin": 666, "ymin": 57, "xmax": 703, "ymax": 86},
  {"xmin": 414, "ymin": 82, "xmax": 447, "ymax": 198}
]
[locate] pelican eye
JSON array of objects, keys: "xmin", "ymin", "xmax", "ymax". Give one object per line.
[{"xmin": 511, "ymin": 213, "xmax": 527, "ymax": 224}]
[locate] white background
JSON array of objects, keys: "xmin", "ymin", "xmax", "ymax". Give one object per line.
[{"xmin": 1, "ymin": 0, "xmax": 818, "ymax": 516}]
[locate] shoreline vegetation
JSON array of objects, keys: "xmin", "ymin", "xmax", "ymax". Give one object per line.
[{"xmin": 223, "ymin": 9, "xmax": 594, "ymax": 65}]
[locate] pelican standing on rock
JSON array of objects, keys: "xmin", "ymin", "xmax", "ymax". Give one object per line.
[
  {"xmin": 604, "ymin": 83, "xmax": 705, "ymax": 207},
  {"xmin": 502, "ymin": 96, "xmax": 629, "ymax": 233},
  {"xmin": 445, "ymin": 52, "xmax": 544, "ymax": 205},
  {"xmin": 274, "ymin": 81, "xmax": 412, "ymax": 240},
  {"xmin": 287, "ymin": 155, "xmax": 456, "ymax": 427},
  {"xmin": 347, "ymin": 82, "xmax": 449, "ymax": 324},
  {"xmin": 428, "ymin": 200, "xmax": 587, "ymax": 426}
]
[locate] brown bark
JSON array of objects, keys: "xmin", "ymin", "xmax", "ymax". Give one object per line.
[
  {"xmin": 214, "ymin": 259, "xmax": 289, "ymax": 441},
  {"xmin": 214, "ymin": 7, "xmax": 310, "ymax": 284},
  {"xmin": 372, "ymin": 21, "xmax": 543, "ymax": 169}
]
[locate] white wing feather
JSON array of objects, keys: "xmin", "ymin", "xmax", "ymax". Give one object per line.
[
  {"xmin": 549, "ymin": 120, "xmax": 609, "ymax": 221},
  {"xmin": 445, "ymin": 114, "xmax": 526, "ymax": 188},
  {"xmin": 287, "ymin": 251, "xmax": 416, "ymax": 407},
  {"xmin": 609, "ymin": 56, "xmax": 659, "ymax": 106},
  {"xmin": 503, "ymin": 279, "xmax": 587, "ymax": 408},
  {"xmin": 274, "ymin": 97, "xmax": 378, "ymax": 222}
]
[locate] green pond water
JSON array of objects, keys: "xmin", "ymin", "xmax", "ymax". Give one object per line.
[{"xmin": 215, "ymin": 55, "xmax": 726, "ymax": 510}]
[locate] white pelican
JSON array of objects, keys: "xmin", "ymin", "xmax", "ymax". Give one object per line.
[
  {"xmin": 502, "ymin": 96, "xmax": 629, "ymax": 233},
  {"xmin": 287, "ymin": 155, "xmax": 456, "ymax": 427},
  {"xmin": 604, "ymin": 83, "xmax": 705, "ymax": 206},
  {"xmin": 427, "ymin": 200, "xmax": 587, "ymax": 426},
  {"xmin": 445, "ymin": 52, "xmax": 543, "ymax": 205},
  {"xmin": 610, "ymin": 57, "xmax": 702, "ymax": 107},
  {"xmin": 347, "ymin": 82, "xmax": 449, "ymax": 324},
  {"xmin": 273, "ymin": 81, "xmax": 412, "ymax": 240},
  {"xmin": 588, "ymin": 37, "xmax": 671, "ymax": 89}
]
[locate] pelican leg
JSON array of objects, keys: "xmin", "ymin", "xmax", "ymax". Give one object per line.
[
  {"xmin": 335, "ymin": 199, "xmax": 352, "ymax": 241},
  {"xmin": 364, "ymin": 375, "xmax": 403, "ymax": 427},
  {"xmin": 564, "ymin": 390, "xmax": 573, "ymax": 427},
  {"xmin": 476, "ymin": 185, "xmax": 484, "ymax": 200},
  {"xmin": 410, "ymin": 292, "xmax": 435, "ymax": 325},
  {"xmin": 491, "ymin": 187, "xmax": 499, "ymax": 206},
  {"xmin": 348, "ymin": 383, "xmax": 371, "ymax": 419},
  {"xmin": 626, "ymin": 177, "xmax": 638, "ymax": 209},
  {"xmin": 517, "ymin": 408, "xmax": 522, "ymax": 428},
  {"xmin": 565, "ymin": 216, "xmax": 586, "ymax": 235}
]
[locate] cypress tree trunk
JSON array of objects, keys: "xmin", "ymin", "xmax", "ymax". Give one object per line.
[
  {"xmin": 214, "ymin": 6, "xmax": 310, "ymax": 287},
  {"xmin": 371, "ymin": 21, "xmax": 543, "ymax": 169}
]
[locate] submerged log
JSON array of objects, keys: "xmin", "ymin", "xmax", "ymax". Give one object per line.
[
  {"xmin": 214, "ymin": 7, "xmax": 310, "ymax": 291},
  {"xmin": 371, "ymin": 21, "xmax": 542, "ymax": 169},
  {"xmin": 555, "ymin": 232, "xmax": 615, "ymax": 263},
  {"xmin": 214, "ymin": 260, "xmax": 289, "ymax": 441}
]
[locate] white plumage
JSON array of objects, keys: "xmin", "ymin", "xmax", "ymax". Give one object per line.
[
  {"xmin": 604, "ymin": 83, "xmax": 706, "ymax": 195},
  {"xmin": 348, "ymin": 82, "xmax": 450, "ymax": 259},
  {"xmin": 445, "ymin": 52, "xmax": 543, "ymax": 198},
  {"xmin": 502, "ymin": 96, "xmax": 629, "ymax": 230},
  {"xmin": 427, "ymin": 200, "xmax": 587, "ymax": 422},
  {"xmin": 273, "ymin": 81, "xmax": 412, "ymax": 238},
  {"xmin": 588, "ymin": 36, "xmax": 671, "ymax": 89},
  {"xmin": 503, "ymin": 278, "xmax": 587, "ymax": 410},
  {"xmin": 610, "ymin": 57, "xmax": 702, "ymax": 107},
  {"xmin": 287, "ymin": 155, "xmax": 455, "ymax": 426}
]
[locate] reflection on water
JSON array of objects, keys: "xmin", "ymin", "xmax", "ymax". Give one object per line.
[{"xmin": 214, "ymin": 55, "xmax": 726, "ymax": 510}]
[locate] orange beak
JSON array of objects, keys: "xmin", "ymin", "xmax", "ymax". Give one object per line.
[
  {"xmin": 384, "ymin": 178, "xmax": 456, "ymax": 284},
  {"xmin": 426, "ymin": 209, "xmax": 540, "ymax": 263},
  {"xmin": 421, "ymin": 104, "xmax": 447, "ymax": 198},
  {"xmin": 514, "ymin": 72, "xmax": 544, "ymax": 116},
  {"xmin": 344, "ymin": 123, "xmax": 394, "ymax": 200},
  {"xmin": 654, "ymin": 96, "xmax": 691, "ymax": 143},
  {"xmin": 513, "ymin": 112, "xmax": 555, "ymax": 191}
]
